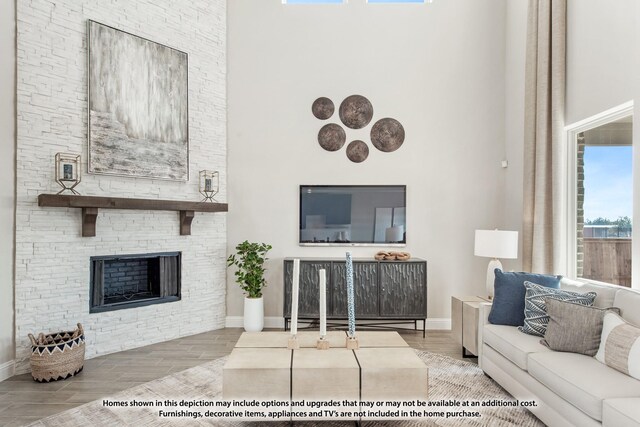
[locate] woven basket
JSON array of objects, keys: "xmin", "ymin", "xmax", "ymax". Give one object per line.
[{"xmin": 28, "ymin": 323, "xmax": 85, "ymax": 383}]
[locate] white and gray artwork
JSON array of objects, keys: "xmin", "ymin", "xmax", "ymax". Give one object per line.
[{"xmin": 88, "ymin": 21, "xmax": 189, "ymax": 181}]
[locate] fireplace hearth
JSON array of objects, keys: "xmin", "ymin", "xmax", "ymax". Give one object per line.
[{"xmin": 90, "ymin": 252, "xmax": 181, "ymax": 313}]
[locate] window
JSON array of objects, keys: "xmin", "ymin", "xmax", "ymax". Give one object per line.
[
  {"xmin": 283, "ymin": 0, "xmax": 345, "ymax": 4},
  {"xmin": 568, "ymin": 105, "xmax": 633, "ymax": 287}
]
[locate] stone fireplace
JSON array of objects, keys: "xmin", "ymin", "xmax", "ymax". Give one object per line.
[{"xmin": 14, "ymin": 0, "xmax": 227, "ymax": 373}]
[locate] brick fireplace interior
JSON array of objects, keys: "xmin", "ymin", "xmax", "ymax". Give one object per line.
[{"xmin": 90, "ymin": 252, "xmax": 181, "ymax": 313}]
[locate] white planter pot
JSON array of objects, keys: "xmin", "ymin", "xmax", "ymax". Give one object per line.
[{"xmin": 244, "ymin": 297, "xmax": 264, "ymax": 332}]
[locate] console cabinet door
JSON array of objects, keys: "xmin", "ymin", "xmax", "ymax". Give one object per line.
[
  {"xmin": 379, "ymin": 261, "xmax": 426, "ymax": 317},
  {"xmin": 283, "ymin": 260, "xmax": 331, "ymax": 317},
  {"xmin": 330, "ymin": 261, "xmax": 379, "ymax": 317}
]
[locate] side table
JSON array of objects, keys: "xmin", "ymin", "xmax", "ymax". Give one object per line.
[{"xmin": 451, "ymin": 295, "xmax": 490, "ymax": 358}]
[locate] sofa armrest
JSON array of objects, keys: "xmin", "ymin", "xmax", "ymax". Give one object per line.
[{"xmin": 477, "ymin": 302, "xmax": 492, "ymax": 369}]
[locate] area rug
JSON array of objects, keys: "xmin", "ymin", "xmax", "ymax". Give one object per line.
[{"xmin": 28, "ymin": 351, "xmax": 543, "ymax": 426}]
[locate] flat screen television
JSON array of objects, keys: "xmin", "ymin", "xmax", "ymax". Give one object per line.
[{"xmin": 299, "ymin": 185, "xmax": 406, "ymax": 246}]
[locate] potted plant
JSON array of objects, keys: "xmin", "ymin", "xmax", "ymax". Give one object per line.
[{"xmin": 227, "ymin": 241, "xmax": 273, "ymax": 332}]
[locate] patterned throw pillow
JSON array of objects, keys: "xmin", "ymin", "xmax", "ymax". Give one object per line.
[
  {"xmin": 595, "ymin": 312, "xmax": 640, "ymax": 380},
  {"xmin": 518, "ymin": 281, "xmax": 597, "ymax": 337}
]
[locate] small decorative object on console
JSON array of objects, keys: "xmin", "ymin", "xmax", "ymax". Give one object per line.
[
  {"xmin": 55, "ymin": 153, "xmax": 81, "ymax": 195},
  {"xmin": 374, "ymin": 251, "xmax": 411, "ymax": 261},
  {"xmin": 199, "ymin": 170, "xmax": 219, "ymax": 202}
]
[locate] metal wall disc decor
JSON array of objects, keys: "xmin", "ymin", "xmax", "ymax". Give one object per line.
[
  {"xmin": 339, "ymin": 95, "xmax": 374, "ymax": 129},
  {"xmin": 312, "ymin": 97, "xmax": 335, "ymax": 120},
  {"xmin": 346, "ymin": 140, "xmax": 369, "ymax": 163},
  {"xmin": 318, "ymin": 123, "xmax": 346, "ymax": 151},
  {"xmin": 370, "ymin": 118, "xmax": 405, "ymax": 152}
]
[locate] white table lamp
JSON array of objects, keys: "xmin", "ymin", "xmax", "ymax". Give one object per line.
[{"xmin": 474, "ymin": 230, "xmax": 518, "ymax": 298}]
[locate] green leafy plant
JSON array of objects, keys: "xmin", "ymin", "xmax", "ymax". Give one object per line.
[{"xmin": 227, "ymin": 241, "xmax": 273, "ymax": 298}]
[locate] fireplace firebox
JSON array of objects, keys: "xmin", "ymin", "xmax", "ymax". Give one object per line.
[{"xmin": 90, "ymin": 252, "xmax": 181, "ymax": 313}]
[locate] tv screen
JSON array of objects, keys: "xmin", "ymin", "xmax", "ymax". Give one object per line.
[{"xmin": 299, "ymin": 185, "xmax": 406, "ymax": 246}]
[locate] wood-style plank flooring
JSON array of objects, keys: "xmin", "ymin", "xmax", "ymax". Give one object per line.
[{"xmin": 0, "ymin": 328, "xmax": 467, "ymax": 426}]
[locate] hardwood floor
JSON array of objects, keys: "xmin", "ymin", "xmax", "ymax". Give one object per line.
[{"xmin": 0, "ymin": 328, "xmax": 468, "ymax": 427}]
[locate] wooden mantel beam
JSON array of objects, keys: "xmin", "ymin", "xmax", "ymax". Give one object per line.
[{"xmin": 38, "ymin": 194, "xmax": 228, "ymax": 237}]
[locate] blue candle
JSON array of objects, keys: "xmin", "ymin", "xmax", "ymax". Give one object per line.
[{"xmin": 346, "ymin": 252, "xmax": 356, "ymax": 337}]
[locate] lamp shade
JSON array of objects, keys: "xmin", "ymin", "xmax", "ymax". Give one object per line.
[{"xmin": 474, "ymin": 230, "xmax": 518, "ymax": 259}]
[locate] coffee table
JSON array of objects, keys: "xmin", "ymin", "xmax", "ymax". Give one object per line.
[{"xmin": 223, "ymin": 331, "xmax": 428, "ymax": 421}]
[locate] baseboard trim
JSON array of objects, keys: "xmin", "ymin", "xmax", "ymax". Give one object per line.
[
  {"xmin": 225, "ymin": 316, "xmax": 451, "ymax": 331},
  {"xmin": 0, "ymin": 360, "xmax": 15, "ymax": 382},
  {"xmin": 225, "ymin": 316, "xmax": 285, "ymax": 329},
  {"xmin": 426, "ymin": 318, "xmax": 451, "ymax": 330}
]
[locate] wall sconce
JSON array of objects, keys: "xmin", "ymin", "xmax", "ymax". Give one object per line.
[
  {"xmin": 199, "ymin": 170, "xmax": 219, "ymax": 202},
  {"xmin": 55, "ymin": 153, "xmax": 81, "ymax": 195}
]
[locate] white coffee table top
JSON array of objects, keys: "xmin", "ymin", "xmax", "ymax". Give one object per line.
[
  {"xmin": 224, "ymin": 347, "xmax": 291, "ymax": 369},
  {"xmin": 355, "ymin": 347, "xmax": 424, "ymax": 368},
  {"xmin": 293, "ymin": 348, "xmax": 359, "ymax": 369},
  {"xmin": 235, "ymin": 331, "xmax": 348, "ymax": 348},
  {"xmin": 355, "ymin": 331, "xmax": 410, "ymax": 347},
  {"xmin": 234, "ymin": 330, "xmax": 409, "ymax": 349}
]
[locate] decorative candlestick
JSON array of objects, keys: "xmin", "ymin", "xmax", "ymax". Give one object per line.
[
  {"xmin": 288, "ymin": 259, "xmax": 300, "ymax": 350},
  {"xmin": 319, "ymin": 269, "xmax": 327, "ymax": 337},
  {"xmin": 345, "ymin": 252, "xmax": 359, "ymax": 350},
  {"xmin": 317, "ymin": 269, "xmax": 330, "ymax": 350},
  {"xmin": 317, "ymin": 336, "xmax": 330, "ymax": 350}
]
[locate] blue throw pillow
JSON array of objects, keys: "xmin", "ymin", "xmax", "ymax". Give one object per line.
[{"xmin": 487, "ymin": 269, "xmax": 562, "ymax": 326}]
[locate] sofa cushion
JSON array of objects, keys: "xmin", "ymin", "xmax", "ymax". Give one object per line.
[
  {"xmin": 542, "ymin": 298, "xmax": 620, "ymax": 356},
  {"xmin": 488, "ymin": 270, "xmax": 561, "ymax": 326},
  {"xmin": 613, "ymin": 288, "xmax": 640, "ymax": 326},
  {"xmin": 603, "ymin": 398, "xmax": 640, "ymax": 427},
  {"xmin": 519, "ymin": 281, "xmax": 597, "ymax": 337},
  {"xmin": 595, "ymin": 312, "xmax": 640, "ymax": 380},
  {"xmin": 528, "ymin": 352, "xmax": 640, "ymax": 421},
  {"xmin": 483, "ymin": 324, "xmax": 552, "ymax": 370},
  {"xmin": 561, "ymin": 278, "xmax": 618, "ymax": 308}
]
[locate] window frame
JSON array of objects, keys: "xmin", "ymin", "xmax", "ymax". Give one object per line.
[{"xmin": 564, "ymin": 101, "xmax": 634, "ymax": 280}]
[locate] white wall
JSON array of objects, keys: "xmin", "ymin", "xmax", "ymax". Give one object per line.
[
  {"xmin": 566, "ymin": 0, "xmax": 636, "ymax": 124},
  {"xmin": 0, "ymin": 0, "xmax": 16, "ymax": 379},
  {"xmin": 14, "ymin": 0, "xmax": 227, "ymax": 373},
  {"xmin": 502, "ymin": 0, "xmax": 528, "ymax": 273},
  {"xmin": 227, "ymin": 0, "xmax": 507, "ymax": 321}
]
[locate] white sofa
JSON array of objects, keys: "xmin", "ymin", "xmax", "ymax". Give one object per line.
[{"xmin": 478, "ymin": 278, "xmax": 640, "ymax": 427}]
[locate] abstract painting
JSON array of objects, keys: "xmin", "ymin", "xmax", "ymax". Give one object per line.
[{"xmin": 88, "ymin": 21, "xmax": 189, "ymax": 181}]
